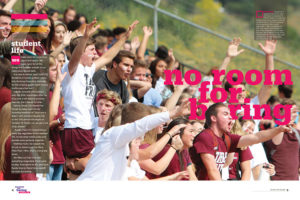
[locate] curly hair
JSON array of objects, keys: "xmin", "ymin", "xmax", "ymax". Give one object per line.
[{"xmin": 95, "ymin": 89, "xmax": 122, "ymax": 105}]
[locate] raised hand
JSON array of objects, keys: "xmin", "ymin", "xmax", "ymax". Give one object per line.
[
  {"xmin": 258, "ymin": 40, "xmax": 277, "ymax": 55},
  {"xmin": 278, "ymin": 125, "xmax": 292, "ymax": 134},
  {"xmin": 143, "ymin": 26, "xmax": 153, "ymax": 37},
  {"xmin": 290, "ymin": 105, "xmax": 298, "ymax": 125},
  {"xmin": 125, "ymin": 20, "xmax": 139, "ymax": 39},
  {"xmin": 63, "ymin": 31, "xmax": 73, "ymax": 47},
  {"xmin": 34, "ymin": 0, "xmax": 48, "ymax": 13},
  {"xmin": 84, "ymin": 18, "xmax": 100, "ymax": 39},
  {"xmin": 168, "ymin": 48, "xmax": 175, "ymax": 62},
  {"xmin": 227, "ymin": 37, "xmax": 244, "ymax": 58},
  {"xmin": 174, "ymin": 79, "xmax": 189, "ymax": 92},
  {"xmin": 131, "ymin": 36, "xmax": 140, "ymax": 50},
  {"xmin": 56, "ymin": 61, "xmax": 67, "ymax": 84},
  {"xmin": 168, "ymin": 124, "xmax": 187, "ymax": 137},
  {"xmin": 171, "ymin": 135, "xmax": 183, "ymax": 150},
  {"xmin": 170, "ymin": 99, "xmax": 190, "ymax": 119}
]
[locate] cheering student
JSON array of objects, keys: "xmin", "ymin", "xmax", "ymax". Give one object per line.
[
  {"xmin": 126, "ymin": 137, "xmax": 190, "ymax": 181},
  {"xmin": 226, "ymin": 120, "xmax": 253, "ymax": 180},
  {"xmin": 64, "ymin": 89, "xmax": 122, "ymax": 180},
  {"xmin": 238, "ymin": 118, "xmax": 275, "ymax": 180},
  {"xmin": 50, "ymin": 21, "xmax": 73, "ymax": 60},
  {"xmin": 60, "ymin": 18, "xmax": 138, "ymax": 162},
  {"xmin": 149, "ymin": 58, "xmax": 172, "ymax": 100},
  {"xmin": 189, "ymin": 103, "xmax": 292, "ymax": 180},
  {"xmin": 77, "ymin": 100, "xmax": 190, "ymax": 180},
  {"xmin": 140, "ymin": 118, "xmax": 198, "ymax": 180},
  {"xmin": 47, "ymin": 57, "xmax": 66, "ymax": 180},
  {"xmin": 264, "ymin": 99, "xmax": 299, "ymax": 180}
]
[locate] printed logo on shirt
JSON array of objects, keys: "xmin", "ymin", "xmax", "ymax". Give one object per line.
[
  {"xmin": 215, "ymin": 152, "xmax": 228, "ymax": 171},
  {"xmin": 84, "ymin": 73, "xmax": 95, "ymax": 99}
]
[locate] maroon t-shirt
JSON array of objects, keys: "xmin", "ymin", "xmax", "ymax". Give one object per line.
[
  {"xmin": 3, "ymin": 136, "xmax": 37, "ymax": 180},
  {"xmin": 140, "ymin": 143, "xmax": 192, "ymax": 180},
  {"xmin": 264, "ymin": 131, "xmax": 300, "ymax": 180},
  {"xmin": 0, "ymin": 86, "xmax": 11, "ymax": 111},
  {"xmin": 189, "ymin": 129, "xmax": 241, "ymax": 180},
  {"xmin": 49, "ymin": 91, "xmax": 65, "ymax": 164},
  {"xmin": 228, "ymin": 147, "xmax": 253, "ymax": 180},
  {"xmin": 23, "ymin": 35, "xmax": 47, "ymax": 56}
]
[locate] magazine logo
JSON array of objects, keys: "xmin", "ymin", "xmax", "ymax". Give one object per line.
[
  {"xmin": 256, "ymin": 10, "xmax": 274, "ymax": 18},
  {"xmin": 13, "ymin": 186, "xmax": 31, "ymax": 194}
]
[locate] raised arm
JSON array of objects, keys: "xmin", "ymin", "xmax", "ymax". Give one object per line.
[
  {"xmin": 49, "ymin": 63, "xmax": 66, "ymax": 122},
  {"xmin": 68, "ymin": 18, "xmax": 99, "ymax": 76},
  {"xmin": 129, "ymin": 80, "xmax": 152, "ymax": 99},
  {"xmin": 130, "ymin": 36, "xmax": 140, "ymax": 55},
  {"xmin": 237, "ymin": 125, "xmax": 291, "ymax": 148},
  {"xmin": 257, "ymin": 40, "xmax": 277, "ymax": 105},
  {"xmin": 138, "ymin": 135, "xmax": 183, "ymax": 175},
  {"xmin": 218, "ymin": 37, "xmax": 244, "ymax": 84},
  {"xmin": 165, "ymin": 80, "xmax": 189, "ymax": 110},
  {"xmin": 272, "ymin": 105, "xmax": 298, "ymax": 145},
  {"xmin": 200, "ymin": 153, "xmax": 222, "ymax": 180},
  {"xmin": 31, "ymin": 0, "xmax": 47, "ymax": 14},
  {"xmin": 111, "ymin": 100, "xmax": 190, "ymax": 148},
  {"xmin": 138, "ymin": 124, "xmax": 187, "ymax": 160},
  {"xmin": 167, "ymin": 49, "xmax": 176, "ymax": 70},
  {"xmin": 137, "ymin": 26, "xmax": 152, "ymax": 60},
  {"xmin": 3, "ymin": 0, "xmax": 18, "ymax": 11},
  {"xmin": 50, "ymin": 31, "xmax": 73, "ymax": 58},
  {"xmin": 94, "ymin": 20, "xmax": 139, "ymax": 71}
]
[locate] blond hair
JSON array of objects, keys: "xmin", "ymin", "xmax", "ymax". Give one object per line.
[
  {"xmin": 0, "ymin": 103, "xmax": 11, "ymax": 172},
  {"xmin": 96, "ymin": 89, "xmax": 122, "ymax": 105},
  {"xmin": 49, "ymin": 56, "xmax": 56, "ymax": 67},
  {"xmin": 102, "ymin": 104, "xmax": 124, "ymax": 134},
  {"xmin": 142, "ymin": 106, "xmax": 162, "ymax": 145}
]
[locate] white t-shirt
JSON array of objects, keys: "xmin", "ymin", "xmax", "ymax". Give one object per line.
[
  {"xmin": 201, "ymin": 75, "xmax": 214, "ymax": 97},
  {"xmin": 129, "ymin": 96, "xmax": 138, "ymax": 103},
  {"xmin": 93, "ymin": 126, "xmax": 104, "ymax": 144},
  {"xmin": 77, "ymin": 111, "xmax": 170, "ymax": 181},
  {"xmin": 249, "ymin": 143, "xmax": 270, "ymax": 181},
  {"xmin": 238, "ymin": 96, "xmax": 269, "ymax": 171},
  {"xmin": 155, "ymin": 77, "xmax": 172, "ymax": 100},
  {"xmin": 125, "ymin": 160, "xmax": 146, "ymax": 180},
  {"xmin": 61, "ymin": 63, "xmax": 96, "ymax": 129},
  {"xmin": 249, "ymin": 143, "xmax": 268, "ymax": 168}
]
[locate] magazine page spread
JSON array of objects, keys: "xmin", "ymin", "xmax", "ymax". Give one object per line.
[{"xmin": 0, "ymin": 0, "xmax": 299, "ymax": 199}]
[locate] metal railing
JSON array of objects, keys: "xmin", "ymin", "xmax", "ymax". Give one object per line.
[{"xmin": 134, "ymin": 0, "xmax": 300, "ymax": 71}]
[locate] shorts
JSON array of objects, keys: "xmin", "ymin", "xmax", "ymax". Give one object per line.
[{"xmin": 62, "ymin": 128, "xmax": 95, "ymax": 158}]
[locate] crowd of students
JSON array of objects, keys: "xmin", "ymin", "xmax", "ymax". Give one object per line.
[{"xmin": 0, "ymin": 0, "xmax": 299, "ymax": 181}]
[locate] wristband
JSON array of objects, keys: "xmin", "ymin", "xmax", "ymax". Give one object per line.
[{"xmin": 166, "ymin": 132, "xmax": 172, "ymax": 139}]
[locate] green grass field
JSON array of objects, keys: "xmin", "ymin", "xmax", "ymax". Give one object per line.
[{"xmin": 15, "ymin": 0, "xmax": 300, "ymax": 103}]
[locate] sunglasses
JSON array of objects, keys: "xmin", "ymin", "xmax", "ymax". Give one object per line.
[{"xmin": 146, "ymin": 73, "xmax": 153, "ymax": 78}]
